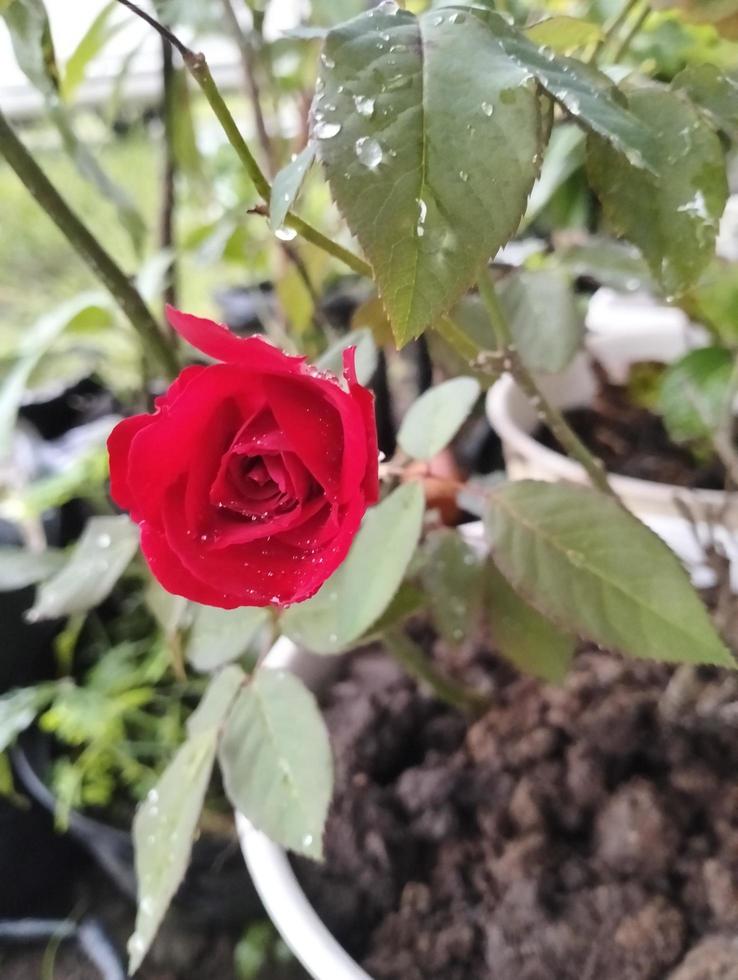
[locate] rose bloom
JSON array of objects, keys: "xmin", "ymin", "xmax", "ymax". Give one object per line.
[{"xmin": 108, "ymin": 307, "xmax": 378, "ymax": 608}]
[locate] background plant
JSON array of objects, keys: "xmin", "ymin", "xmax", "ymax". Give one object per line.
[{"xmin": 0, "ymin": 0, "xmax": 736, "ymax": 973}]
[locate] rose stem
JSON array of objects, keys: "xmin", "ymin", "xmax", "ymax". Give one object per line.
[
  {"xmin": 160, "ymin": 35, "xmax": 178, "ymax": 310},
  {"xmin": 587, "ymin": 0, "xmax": 644, "ymax": 65},
  {"xmin": 115, "ymin": 0, "xmax": 372, "ymax": 280},
  {"xmin": 384, "ymin": 628, "xmax": 489, "ymax": 717},
  {"xmin": 476, "ymin": 270, "xmax": 617, "ymax": 500},
  {"xmin": 0, "ymin": 107, "xmax": 179, "ymax": 380}
]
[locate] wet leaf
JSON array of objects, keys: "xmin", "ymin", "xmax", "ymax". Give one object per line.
[
  {"xmin": 420, "ymin": 530, "xmax": 483, "ymax": 646},
  {"xmin": 0, "ymin": 548, "xmax": 65, "ymax": 591},
  {"xmin": 485, "ymin": 481, "xmax": 733, "ymax": 667},
  {"xmin": 485, "ymin": 560, "xmax": 574, "ymax": 682},
  {"xmin": 587, "ymin": 86, "xmax": 728, "ymax": 295},
  {"xmin": 61, "ymin": 1, "xmax": 123, "ymax": 101},
  {"xmin": 672, "ymin": 64, "xmax": 738, "ymax": 140},
  {"xmin": 186, "ymin": 606, "xmax": 270, "ymax": 674},
  {"xmin": 270, "ymin": 142, "xmax": 317, "ymax": 234},
  {"xmin": 219, "ymin": 668, "xmax": 332, "ymax": 859},
  {"xmin": 28, "ymin": 516, "xmax": 139, "ymax": 621},
  {"xmin": 525, "ymin": 15, "xmax": 602, "ymax": 52},
  {"xmin": 315, "ymin": 5, "xmax": 542, "ymax": 345},
  {"xmin": 282, "ymin": 483, "xmax": 425, "ymax": 654},
  {"xmin": 128, "ymin": 667, "xmax": 243, "ymax": 975},
  {"xmin": 398, "ymin": 376, "xmax": 480, "ymax": 461}
]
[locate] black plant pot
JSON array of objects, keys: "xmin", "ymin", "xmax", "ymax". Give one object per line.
[{"xmin": 13, "ymin": 732, "xmax": 260, "ymax": 928}]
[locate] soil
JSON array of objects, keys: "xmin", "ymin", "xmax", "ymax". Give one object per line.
[
  {"xmin": 534, "ymin": 365, "xmax": 729, "ymax": 490},
  {"xmin": 298, "ymin": 637, "xmax": 738, "ymax": 980}
]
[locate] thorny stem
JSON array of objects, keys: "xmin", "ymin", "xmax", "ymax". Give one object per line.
[
  {"xmin": 0, "ymin": 106, "xmax": 179, "ymax": 379},
  {"xmin": 476, "ymin": 272, "xmax": 618, "ymax": 499},
  {"xmin": 384, "ymin": 629, "xmax": 488, "ymax": 717},
  {"xmin": 116, "ymin": 0, "xmax": 372, "ymax": 278}
]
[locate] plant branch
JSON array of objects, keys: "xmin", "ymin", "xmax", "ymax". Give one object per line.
[
  {"xmin": 476, "ymin": 272, "xmax": 617, "ymax": 499},
  {"xmin": 384, "ymin": 629, "xmax": 488, "ymax": 717},
  {"xmin": 219, "ymin": 0, "xmax": 276, "ymax": 175},
  {"xmin": 610, "ymin": 3, "xmax": 651, "ymax": 62},
  {"xmin": 116, "ymin": 0, "xmax": 371, "ymax": 278},
  {"xmin": 160, "ymin": 35, "xmax": 178, "ymax": 308},
  {"xmin": 588, "ymin": 0, "xmax": 644, "ymax": 64},
  {"xmin": 0, "ymin": 107, "xmax": 179, "ymax": 379}
]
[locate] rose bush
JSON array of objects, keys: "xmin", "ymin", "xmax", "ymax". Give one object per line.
[{"xmin": 107, "ymin": 307, "xmax": 378, "ymax": 608}]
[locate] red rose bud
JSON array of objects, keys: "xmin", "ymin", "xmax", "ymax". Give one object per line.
[{"xmin": 107, "ymin": 307, "xmax": 379, "ymax": 608}]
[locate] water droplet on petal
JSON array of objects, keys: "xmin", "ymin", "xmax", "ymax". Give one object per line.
[{"xmin": 355, "ymin": 136, "xmax": 383, "ymax": 169}]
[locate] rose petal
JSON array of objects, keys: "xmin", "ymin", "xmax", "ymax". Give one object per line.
[
  {"xmin": 166, "ymin": 305, "xmax": 307, "ymax": 373},
  {"xmin": 107, "ymin": 414, "xmax": 152, "ymax": 511}
]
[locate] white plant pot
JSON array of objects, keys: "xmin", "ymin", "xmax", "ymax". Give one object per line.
[
  {"xmin": 486, "ymin": 326, "xmax": 738, "ymax": 587},
  {"xmin": 237, "ymin": 635, "xmax": 372, "ymax": 980}
]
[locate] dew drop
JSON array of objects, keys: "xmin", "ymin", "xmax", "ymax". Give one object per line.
[
  {"xmin": 355, "ymin": 136, "xmax": 383, "ymax": 169},
  {"xmin": 481, "ymin": 102, "xmax": 494, "ymax": 117},
  {"xmin": 96, "ymin": 533, "xmax": 112, "ymax": 548},
  {"xmin": 303, "ymin": 833, "xmax": 315, "ymax": 848},
  {"xmin": 449, "ymin": 11, "xmax": 466, "ymax": 23},
  {"xmin": 376, "ymin": 0, "xmax": 399, "ymax": 13},
  {"xmin": 432, "ymin": 14, "xmax": 444, "ymax": 26},
  {"xmin": 354, "ymin": 94, "xmax": 376, "ymax": 118},
  {"xmin": 314, "ymin": 119, "xmax": 342, "ymax": 139},
  {"xmin": 416, "ymin": 197, "xmax": 428, "ymax": 237},
  {"xmin": 275, "ymin": 225, "xmax": 298, "ymax": 241},
  {"xmin": 320, "ymin": 52, "xmax": 335, "ymax": 69},
  {"xmin": 459, "ymin": 170, "xmax": 469, "ymax": 182}
]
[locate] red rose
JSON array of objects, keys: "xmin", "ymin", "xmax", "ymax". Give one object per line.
[{"xmin": 107, "ymin": 307, "xmax": 378, "ymax": 608}]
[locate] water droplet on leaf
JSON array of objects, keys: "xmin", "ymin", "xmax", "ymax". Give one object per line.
[
  {"xmin": 314, "ymin": 120, "xmax": 342, "ymax": 139},
  {"xmin": 355, "ymin": 136, "xmax": 383, "ymax": 169}
]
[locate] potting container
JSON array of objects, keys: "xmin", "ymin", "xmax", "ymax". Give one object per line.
[{"xmin": 486, "ymin": 324, "xmax": 738, "ymax": 586}]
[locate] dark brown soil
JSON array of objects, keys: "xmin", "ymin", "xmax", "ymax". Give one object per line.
[
  {"xmin": 298, "ymin": 641, "xmax": 738, "ymax": 980},
  {"xmin": 534, "ymin": 367, "xmax": 729, "ymax": 490}
]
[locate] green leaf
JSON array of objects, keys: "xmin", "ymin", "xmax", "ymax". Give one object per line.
[
  {"xmin": 485, "ymin": 481, "xmax": 733, "ymax": 667},
  {"xmin": 219, "ymin": 668, "xmax": 332, "ymax": 859},
  {"xmin": 0, "ymin": 684, "xmax": 56, "ymax": 753},
  {"xmin": 398, "ymin": 377, "xmax": 480, "ymax": 461},
  {"xmin": 587, "ymin": 87, "xmax": 728, "ymax": 295},
  {"xmin": 497, "ymin": 268, "xmax": 584, "ymax": 373},
  {"xmin": 186, "ymin": 606, "xmax": 270, "ymax": 674},
  {"xmin": 420, "ymin": 530, "xmax": 483, "ymax": 646},
  {"xmin": 315, "ymin": 6, "xmax": 542, "ymax": 345},
  {"xmin": 659, "ymin": 346, "xmax": 734, "ymax": 444},
  {"xmin": 524, "ymin": 123, "xmax": 585, "ymax": 226},
  {"xmin": 128, "ymin": 668, "xmax": 242, "ymax": 975},
  {"xmin": 2, "ymin": 0, "xmax": 59, "ymax": 97},
  {"xmin": 270, "ymin": 142, "xmax": 317, "ymax": 234},
  {"xmin": 0, "ymin": 293, "xmax": 108, "ymax": 458},
  {"xmin": 0, "ymin": 548, "xmax": 65, "ymax": 591},
  {"xmin": 282, "ymin": 482, "xmax": 425, "ymax": 654},
  {"xmin": 61, "ymin": 1, "xmax": 123, "ymax": 101},
  {"xmin": 672, "ymin": 64, "xmax": 738, "ymax": 140},
  {"xmin": 525, "ymin": 15, "xmax": 602, "ymax": 52},
  {"xmin": 485, "ymin": 560, "xmax": 574, "ymax": 682},
  {"xmin": 463, "ymin": 6, "xmax": 661, "ymax": 172},
  {"xmin": 680, "ymin": 262, "xmax": 738, "ymax": 343},
  {"xmin": 316, "ymin": 328, "xmax": 378, "ymax": 386},
  {"xmin": 28, "ymin": 516, "xmax": 139, "ymax": 621}
]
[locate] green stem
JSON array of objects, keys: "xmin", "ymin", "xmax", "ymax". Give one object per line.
[
  {"xmin": 116, "ymin": 0, "xmax": 371, "ymax": 279},
  {"xmin": 384, "ymin": 629, "xmax": 488, "ymax": 717},
  {"xmin": 588, "ymin": 0, "xmax": 644, "ymax": 64},
  {"xmin": 609, "ymin": 3, "xmax": 651, "ymax": 62},
  {"xmin": 0, "ymin": 107, "xmax": 179, "ymax": 380},
  {"xmin": 476, "ymin": 272, "xmax": 617, "ymax": 499}
]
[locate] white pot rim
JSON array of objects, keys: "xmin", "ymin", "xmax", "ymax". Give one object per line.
[{"xmin": 487, "ymin": 373, "xmax": 731, "ymax": 511}]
